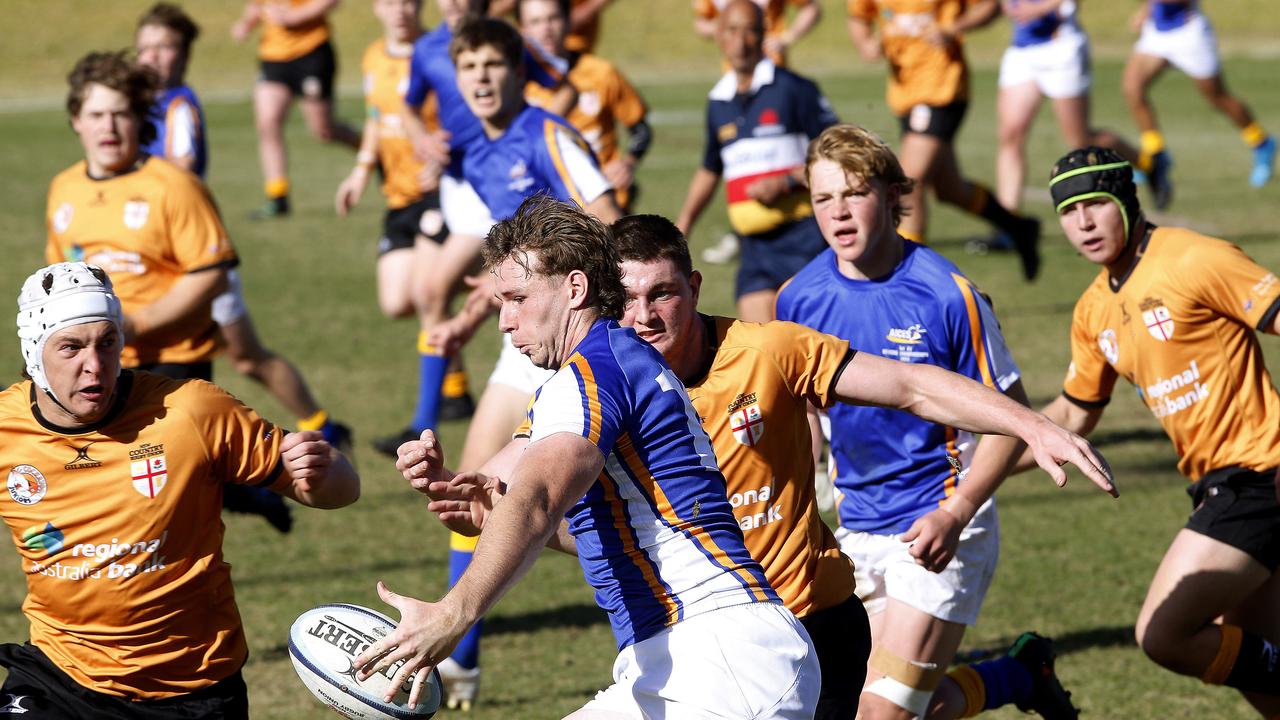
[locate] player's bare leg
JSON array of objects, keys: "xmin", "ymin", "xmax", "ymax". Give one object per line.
[
  {"xmin": 896, "ymin": 131, "xmax": 940, "ymax": 244},
  {"xmin": 1121, "ymin": 52, "xmax": 1176, "ymax": 204},
  {"xmin": 1136, "ymin": 529, "xmax": 1280, "ymax": 704},
  {"xmin": 1191, "ymin": 73, "xmax": 1256, "ymax": 130},
  {"xmin": 376, "ymin": 246, "xmax": 421, "ymax": 319},
  {"xmin": 995, "ymin": 81, "xmax": 1043, "ymax": 211},
  {"xmin": 859, "ymin": 599, "xmax": 967, "ymax": 720},
  {"xmin": 1049, "ymin": 94, "xmax": 1140, "ymax": 164},
  {"xmin": 299, "ymin": 95, "xmax": 360, "ymax": 148},
  {"xmin": 735, "ymin": 289, "xmax": 776, "ymax": 324},
  {"xmin": 253, "ymin": 80, "xmax": 294, "ymax": 217}
]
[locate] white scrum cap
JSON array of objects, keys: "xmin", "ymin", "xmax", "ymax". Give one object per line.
[{"xmin": 17, "ymin": 262, "xmax": 123, "ymax": 398}]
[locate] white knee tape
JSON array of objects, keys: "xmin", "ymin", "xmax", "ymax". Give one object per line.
[{"xmin": 865, "ymin": 676, "xmax": 935, "ymax": 719}]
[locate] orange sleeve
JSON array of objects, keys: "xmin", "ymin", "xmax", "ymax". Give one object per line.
[
  {"xmin": 45, "ymin": 185, "xmax": 64, "ymax": 263},
  {"xmin": 186, "ymin": 381, "xmax": 286, "ymax": 487},
  {"xmin": 762, "ymin": 321, "xmax": 852, "ymax": 408},
  {"xmin": 1178, "ymin": 234, "xmax": 1280, "ymax": 330},
  {"xmin": 607, "ymin": 67, "xmax": 648, "ymax": 128},
  {"xmin": 164, "ymin": 175, "xmax": 238, "ymax": 272},
  {"xmin": 693, "ymin": 0, "xmax": 717, "ymax": 20},
  {"xmin": 1061, "ymin": 293, "xmax": 1118, "ymax": 406},
  {"xmin": 848, "ymin": 0, "xmax": 877, "ymax": 20}
]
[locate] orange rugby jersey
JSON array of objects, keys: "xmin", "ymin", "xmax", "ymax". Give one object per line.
[
  {"xmin": 362, "ymin": 37, "xmax": 441, "ymax": 209},
  {"xmin": 0, "ymin": 372, "xmax": 286, "ymax": 698},
  {"xmin": 847, "ymin": 0, "xmax": 970, "ymax": 115},
  {"xmin": 684, "ymin": 316, "xmax": 856, "ymax": 617},
  {"xmin": 1063, "ymin": 227, "xmax": 1280, "ymax": 480},
  {"xmin": 525, "ymin": 52, "xmax": 647, "ymax": 207},
  {"xmin": 46, "ymin": 158, "xmax": 238, "ymax": 367},
  {"xmin": 565, "ymin": 0, "xmax": 602, "ymax": 52},
  {"xmin": 257, "ymin": 0, "xmax": 331, "ymax": 62},
  {"xmin": 694, "ymin": 0, "xmax": 812, "ymax": 66}
]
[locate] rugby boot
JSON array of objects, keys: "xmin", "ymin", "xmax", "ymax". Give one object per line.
[
  {"xmin": 1147, "ymin": 151, "xmax": 1173, "ymax": 210},
  {"xmin": 1009, "ymin": 632, "xmax": 1080, "ymax": 720},
  {"xmin": 1009, "ymin": 218, "xmax": 1042, "ymax": 282},
  {"xmin": 964, "ymin": 231, "xmax": 1014, "ymax": 256},
  {"xmin": 373, "ymin": 427, "xmax": 419, "ymax": 459},
  {"xmin": 437, "ymin": 657, "xmax": 480, "ymax": 711},
  {"xmin": 701, "ymin": 232, "xmax": 740, "ymax": 265},
  {"xmin": 249, "ymin": 195, "xmax": 290, "ymax": 220},
  {"xmin": 438, "ymin": 393, "xmax": 477, "ymax": 422},
  {"xmin": 1251, "ymin": 136, "xmax": 1275, "ymax": 187}
]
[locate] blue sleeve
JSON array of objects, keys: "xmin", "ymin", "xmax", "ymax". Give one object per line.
[
  {"xmin": 702, "ymin": 108, "xmax": 723, "ymax": 174},
  {"xmin": 525, "ymin": 45, "xmax": 566, "ymax": 89},
  {"xmin": 404, "ymin": 42, "xmax": 432, "ymax": 107}
]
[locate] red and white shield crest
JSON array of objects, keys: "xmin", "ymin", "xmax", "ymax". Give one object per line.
[
  {"xmin": 131, "ymin": 456, "xmax": 167, "ymax": 498},
  {"xmin": 730, "ymin": 404, "xmax": 765, "ymax": 447},
  {"xmin": 1143, "ymin": 306, "xmax": 1175, "ymax": 341}
]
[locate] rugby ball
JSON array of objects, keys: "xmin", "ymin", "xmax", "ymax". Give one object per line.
[{"xmin": 289, "ymin": 603, "xmax": 441, "ymax": 720}]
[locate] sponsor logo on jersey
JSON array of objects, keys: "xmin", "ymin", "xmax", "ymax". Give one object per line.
[
  {"xmin": 52, "ymin": 203, "xmax": 73, "ymax": 233},
  {"xmin": 65, "ymin": 441, "xmax": 101, "ymax": 470},
  {"xmin": 122, "ymin": 198, "xmax": 150, "ymax": 230},
  {"xmin": 22, "ymin": 522, "xmax": 64, "ymax": 556},
  {"xmin": 753, "ymin": 107, "xmax": 783, "ymax": 137},
  {"xmin": 1141, "ymin": 297, "xmax": 1174, "ymax": 341},
  {"xmin": 0, "ymin": 693, "xmax": 31, "ymax": 714},
  {"xmin": 717, "ymin": 121, "xmax": 738, "ymax": 143},
  {"xmin": 1098, "ymin": 328, "xmax": 1119, "ymax": 365},
  {"xmin": 1143, "ymin": 359, "xmax": 1208, "ymax": 419},
  {"xmin": 886, "ymin": 323, "xmax": 927, "ymax": 344},
  {"xmin": 7, "ymin": 465, "xmax": 47, "ymax": 506},
  {"xmin": 730, "ymin": 403, "xmax": 765, "ymax": 446},
  {"xmin": 507, "ymin": 159, "xmax": 535, "ymax": 193},
  {"xmin": 130, "ymin": 456, "xmax": 168, "ymax": 498}
]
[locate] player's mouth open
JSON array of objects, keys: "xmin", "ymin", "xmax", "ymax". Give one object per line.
[{"xmin": 79, "ymin": 384, "xmax": 106, "ymax": 400}]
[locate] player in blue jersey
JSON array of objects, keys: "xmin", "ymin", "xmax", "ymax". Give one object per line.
[
  {"xmin": 777, "ymin": 124, "xmax": 1115, "ymax": 720},
  {"xmin": 133, "ymin": 4, "xmax": 350, "ymax": 533},
  {"xmin": 355, "ymin": 196, "xmax": 821, "ymax": 718},
  {"xmin": 1123, "ymin": 0, "xmax": 1274, "ymax": 194},
  {"xmin": 373, "ymin": 0, "xmax": 573, "ymax": 456},
  {"xmin": 975, "ymin": 0, "xmax": 1150, "ymax": 256}
]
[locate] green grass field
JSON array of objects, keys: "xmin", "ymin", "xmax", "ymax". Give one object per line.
[{"xmin": 2, "ymin": 3, "xmax": 1280, "ymax": 717}]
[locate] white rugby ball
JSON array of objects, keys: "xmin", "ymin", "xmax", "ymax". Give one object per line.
[{"xmin": 289, "ymin": 603, "xmax": 441, "ymax": 720}]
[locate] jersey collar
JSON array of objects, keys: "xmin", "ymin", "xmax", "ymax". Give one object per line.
[
  {"xmin": 1107, "ymin": 222, "xmax": 1156, "ymax": 293},
  {"xmin": 708, "ymin": 58, "xmax": 777, "ymax": 101},
  {"xmin": 30, "ymin": 370, "xmax": 134, "ymax": 435}
]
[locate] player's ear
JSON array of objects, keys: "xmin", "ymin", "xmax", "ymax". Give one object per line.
[
  {"xmin": 688, "ymin": 270, "xmax": 702, "ymax": 304},
  {"xmin": 566, "ymin": 269, "xmax": 590, "ymax": 309}
]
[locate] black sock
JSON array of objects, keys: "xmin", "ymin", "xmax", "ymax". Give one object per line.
[{"xmin": 1223, "ymin": 630, "xmax": 1280, "ymax": 695}]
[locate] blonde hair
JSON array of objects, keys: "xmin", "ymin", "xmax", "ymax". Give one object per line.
[{"xmin": 805, "ymin": 124, "xmax": 914, "ymax": 226}]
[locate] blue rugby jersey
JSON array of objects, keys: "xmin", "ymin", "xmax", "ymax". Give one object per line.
[
  {"xmin": 144, "ymin": 86, "xmax": 207, "ymax": 178},
  {"xmin": 404, "ymin": 24, "xmax": 564, "ymax": 177},
  {"xmin": 701, "ymin": 59, "xmax": 837, "ymax": 237},
  {"xmin": 521, "ymin": 319, "xmax": 777, "ymax": 649},
  {"xmin": 1150, "ymin": 0, "xmax": 1198, "ymax": 31},
  {"xmin": 776, "ymin": 242, "xmax": 1021, "ymax": 535},
  {"xmin": 462, "ymin": 105, "xmax": 611, "ymax": 221},
  {"xmin": 1009, "ymin": 0, "xmax": 1081, "ymax": 47}
]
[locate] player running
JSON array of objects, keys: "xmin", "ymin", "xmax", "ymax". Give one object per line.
[
  {"xmin": 1023, "ymin": 147, "xmax": 1280, "ymax": 715},
  {"xmin": 519, "ymin": 0, "xmax": 651, "ymax": 212},
  {"xmin": 846, "ymin": 0, "xmax": 1042, "ymax": 280},
  {"xmin": 1123, "ymin": 0, "xmax": 1274, "ymax": 199},
  {"xmin": 232, "ymin": 0, "xmax": 361, "ymax": 218},
  {"xmin": 777, "ymin": 124, "xmax": 1109, "ymax": 720}
]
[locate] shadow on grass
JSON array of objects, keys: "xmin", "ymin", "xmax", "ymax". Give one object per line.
[
  {"xmin": 233, "ymin": 556, "xmax": 445, "ymax": 588},
  {"xmin": 957, "ymin": 624, "xmax": 1134, "ymax": 663},
  {"xmin": 485, "ymin": 602, "xmax": 607, "ymax": 637},
  {"xmin": 1091, "ymin": 427, "xmax": 1170, "ymax": 446}
]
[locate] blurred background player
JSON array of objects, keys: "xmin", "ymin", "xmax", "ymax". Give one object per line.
[
  {"xmin": 138, "ymin": 3, "xmax": 352, "ymax": 475},
  {"xmin": 846, "ymin": 0, "xmax": 1042, "ymax": 281},
  {"xmin": 777, "ymin": 124, "xmax": 1106, "ymax": 720},
  {"xmin": 375, "ymin": 0, "xmax": 572, "ymax": 458},
  {"xmin": 518, "ymin": 0, "xmax": 651, "ymax": 212},
  {"xmin": 335, "ymin": 0, "xmax": 460, "ymax": 455},
  {"xmin": 0, "ymin": 262, "xmax": 359, "ymax": 718},
  {"xmin": 675, "ymin": 0, "xmax": 837, "ymax": 323},
  {"xmin": 1025, "ymin": 147, "xmax": 1280, "ymax": 716},
  {"xmin": 1122, "ymin": 0, "xmax": 1274, "ymax": 200},
  {"xmin": 971, "ymin": 0, "xmax": 1150, "ymax": 256},
  {"xmin": 493, "ymin": 0, "xmax": 617, "ymax": 52},
  {"xmin": 692, "ymin": 0, "xmax": 821, "ymax": 266},
  {"xmin": 232, "ymin": 0, "xmax": 361, "ymax": 218}
]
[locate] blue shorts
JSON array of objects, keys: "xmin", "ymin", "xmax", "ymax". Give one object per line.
[{"xmin": 736, "ymin": 217, "xmax": 827, "ymax": 298}]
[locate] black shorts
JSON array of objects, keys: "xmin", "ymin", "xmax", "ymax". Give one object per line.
[
  {"xmin": 897, "ymin": 101, "xmax": 969, "ymax": 142},
  {"xmin": 378, "ymin": 195, "xmax": 448, "ymax": 257},
  {"xmin": 800, "ymin": 593, "xmax": 872, "ymax": 720},
  {"xmin": 1186, "ymin": 466, "xmax": 1280, "ymax": 570},
  {"xmin": 259, "ymin": 41, "xmax": 336, "ymax": 100},
  {"xmin": 736, "ymin": 216, "xmax": 828, "ymax": 298},
  {"xmin": 0, "ymin": 642, "xmax": 248, "ymax": 719},
  {"xmin": 134, "ymin": 361, "xmax": 213, "ymax": 382}
]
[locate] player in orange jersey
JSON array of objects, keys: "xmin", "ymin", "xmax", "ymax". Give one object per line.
[
  {"xmin": 519, "ymin": 0, "xmax": 651, "ymax": 211},
  {"xmin": 1023, "ymin": 147, "xmax": 1280, "ymax": 715},
  {"xmin": 232, "ymin": 0, "xmax": 360, "ymax": 218},
  {"xmin": 493, "ymin": 0, "xmax": 617, "ymax": 51},
  {"xmin": 693, "ymin": 0, "xmax": 822, "ymax": 67},
  {"xmin": 0, "ymin": 262, "xmax": 358, "ymax": 718},
  {"xmin": 846, "ymin": 0, "xmax": 1042, "ymax": 281}
]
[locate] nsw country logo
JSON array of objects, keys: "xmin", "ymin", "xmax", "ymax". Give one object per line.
[
  {"xmin": 22, "ymin": 522, "xmax": 64, "ymax": 556},
  {"xmin": 122, "ymin": 198, "xmax": 150, "ymax": 230},
  {"xmin": 7, "ymin": 465, "xmax": 47, "ymax": 506},
  {"xmin": 1141, "ymin": 297, "xmax": 1174, "ymax": 341},
  {"xmin": 729, "ymin": 403, "xmax": 765, "ymax": 447},
  {"xmin": 130, "ymin": 456, "xmax": 168, "ymax": 498}
]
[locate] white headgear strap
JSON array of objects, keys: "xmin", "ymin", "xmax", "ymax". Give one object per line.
[{"xmin": 17, "ymin": 262, "xmax": 123, "ymax": 402}]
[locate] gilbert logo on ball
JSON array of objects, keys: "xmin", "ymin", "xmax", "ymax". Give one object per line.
[{"xmin": 289, "ymin": 603, "xmax": 441, "ymax": 720}]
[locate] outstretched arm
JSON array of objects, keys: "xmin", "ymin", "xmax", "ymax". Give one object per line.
[{"xmin": 273, "ymin": 430, "xmax": 360, "ymax": 508}]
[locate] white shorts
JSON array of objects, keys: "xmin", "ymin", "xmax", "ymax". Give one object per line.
[
  {"xmin": 998, "ymin": 29, "xmax": 1091, "ymax": 99},
  {"xmin": 1134, "ymin": 13, "xmax": 1221, "ymax": 79},
  {"xmin": 837, "ymin": 499, "xmax": 999, "ymax": 626},
  {"xmin": 582, "ymin": 602, "xmax": 820, "ymax": 719},
  {"xmin": 488, "ymin": 333, "xmax": 555, "ymax": 395},
  {"xmin": 211, "ymin": 269, "xmax": 247, "ymax": 326},
  {"xmin": 440, "ymin": 173, "xmax": 496, "ymax": 239}
]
